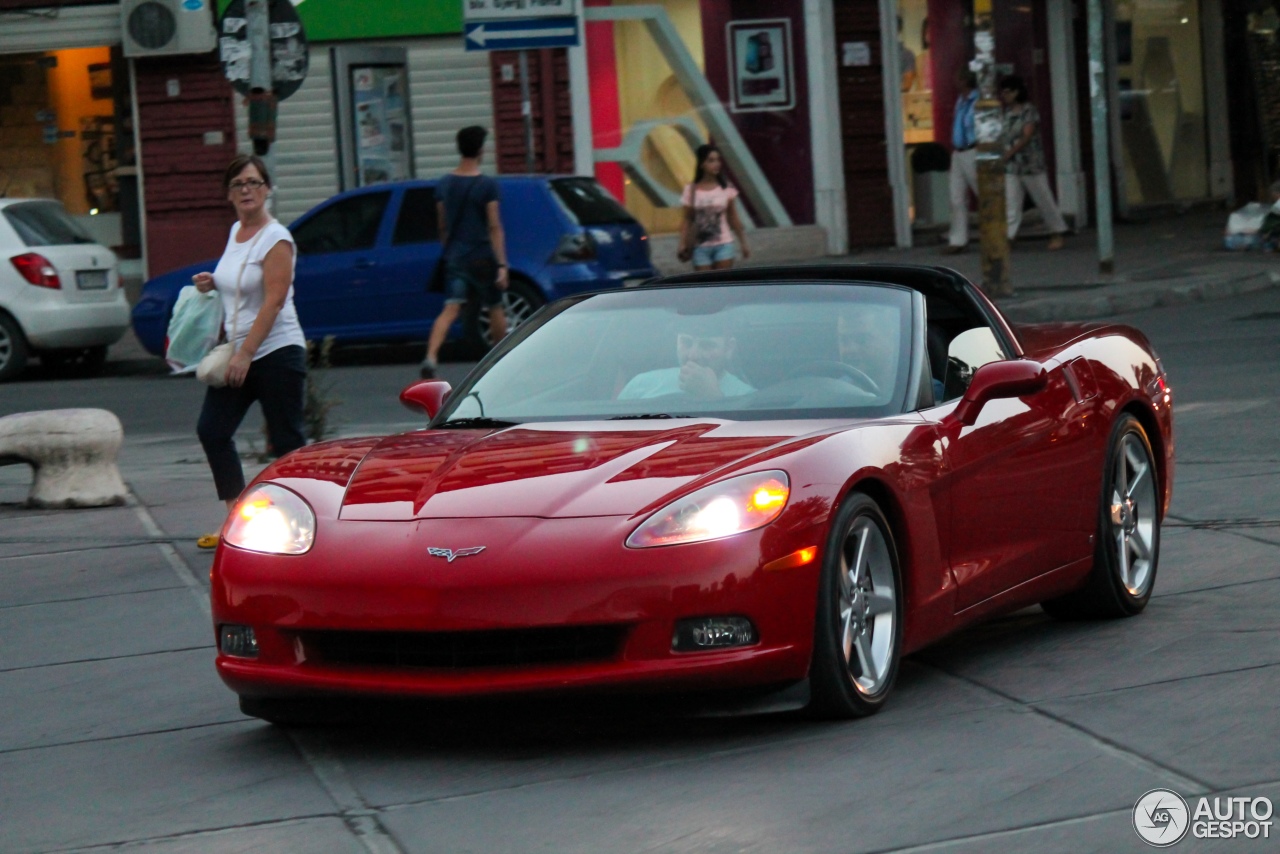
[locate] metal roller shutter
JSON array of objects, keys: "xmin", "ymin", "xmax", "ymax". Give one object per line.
[
  {"xmin": 407, "ymin": 38, "xmax": 494, "ymax": 179},
  {"xmin": 0, "ymin": 4, "xmax": 123, "ymax": 53},
  {"xmin": 237, "ymin": 37, "xmax": 493, "ymax": 225}
]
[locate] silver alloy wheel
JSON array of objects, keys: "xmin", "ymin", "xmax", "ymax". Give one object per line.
[
  {"xmin": 838, "ymin": 516, "xmax": 898, "ymax": 695},
  {"xmin": 478, "ymin": 286, "xmax": 539, "ymax": 345},
  {"xmin": 1109, "ymin": 432, "xmax": 1158, "ymax": 597}
]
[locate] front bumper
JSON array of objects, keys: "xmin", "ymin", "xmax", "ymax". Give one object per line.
[{"xmin": 211, "ymin": 514, "xmax": 823, "ymax": 700}]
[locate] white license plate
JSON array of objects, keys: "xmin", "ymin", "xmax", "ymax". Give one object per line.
[{"xmin": 76, "ymin": 270, "xmax": 109, "ymax": 290}]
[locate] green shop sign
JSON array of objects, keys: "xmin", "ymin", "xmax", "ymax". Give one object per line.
[{"xmin": 217, "ymin": 0, "xmax": 462, "ymax": 42}]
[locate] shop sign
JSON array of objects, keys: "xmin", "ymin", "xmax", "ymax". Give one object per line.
[
  {"xmin": 463, "ymin": 0, "xmax": 578, "ymax": 20},
  {"xmin": 219, "ymin": 0, "xmax": 462, "ymax": 41},
  {"xmin": 726, "ymin": 19, "xmax": 795, "ymax": 113}
]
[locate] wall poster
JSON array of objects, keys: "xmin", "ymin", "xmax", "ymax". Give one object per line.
[
  {"xmin": 725, "ymin": 19, "xmax": 795, "ymax": 113},
  {"xmin": 351, "ymin": 64, "xmax": 411, "ymax": 186}
]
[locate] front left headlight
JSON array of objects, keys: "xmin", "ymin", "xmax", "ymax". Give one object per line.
[
  {"xmin": 224, "ymin": 483, "xmax": 315, "ymax": 555},
  {"xmin": 626, "ymin": 470, "xmax": 790, "ymax": 548}
]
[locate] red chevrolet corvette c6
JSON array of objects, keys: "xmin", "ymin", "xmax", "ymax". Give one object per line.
[{"xmin": 210, "ymin": 265, "xmax": 1173, "ymax": 723}]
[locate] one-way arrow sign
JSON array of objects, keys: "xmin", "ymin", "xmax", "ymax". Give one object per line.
[{"xmin": 464, "ymin": 16, "xmax": 579, "ymax": 51}]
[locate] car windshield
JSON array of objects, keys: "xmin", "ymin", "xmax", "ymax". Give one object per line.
[
  {"xmin": 3, "ymin": 201, "xmax": 95, "ymax": 246},
  {"xmin": 439, "ymin": 283, "xmax": 916, "ymax": 423},
  {"xmin": 550, "ymin": 178, "xmax": 636, "ymax": 226}
]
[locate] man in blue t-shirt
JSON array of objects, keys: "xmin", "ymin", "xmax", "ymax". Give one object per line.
[
  {"xmin": 618, "ymin": 316, "xmax": 753, "ymax": 401},
  {"xmin": 420, "ymin": 125, "xmax": 510, "ymax": 379},
  {"xmin": 943, "ymin": 68, "xmax": 980, "ymax": 254}
]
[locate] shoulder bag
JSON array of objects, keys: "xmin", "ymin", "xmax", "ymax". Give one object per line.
[
  {"xmin": 427, "ymin": 177, "xmax": 482, "ymax": 294},
  {"xmin": 196, "ymin": 225, "xmax": 269, "ymax": 387}
]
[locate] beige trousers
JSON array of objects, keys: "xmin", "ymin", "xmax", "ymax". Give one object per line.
[{"xmin": 1006, "ymin": 172, "xmax": 1068, "ymax": 239}]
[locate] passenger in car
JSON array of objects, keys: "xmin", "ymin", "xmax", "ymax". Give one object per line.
[{"xmin": 618, "ymin": 315, "xmax": 753, "ymax": 400}]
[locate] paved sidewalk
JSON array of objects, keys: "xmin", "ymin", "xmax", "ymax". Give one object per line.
[{"xmin": 649, "ymin": 207, "xmax": 1280, "ymax": 324}]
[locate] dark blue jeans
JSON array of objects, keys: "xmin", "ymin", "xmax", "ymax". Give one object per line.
[{"xmin": 197, "ymin": 345, "xmax": 307, "ymax": 501}]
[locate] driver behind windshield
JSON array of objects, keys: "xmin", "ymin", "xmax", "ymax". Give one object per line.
[
  {"xmin": 837, "ymin": 303, "xmax": 942, "ymax": 401},
  {"xmin": 618, "ymin": 313, "xmax": 754, "ymax": 400}
]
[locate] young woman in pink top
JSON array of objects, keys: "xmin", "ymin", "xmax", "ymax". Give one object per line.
[{"xmin": 677, "ymin": 144, "xmax": 751, "ymax": 270}]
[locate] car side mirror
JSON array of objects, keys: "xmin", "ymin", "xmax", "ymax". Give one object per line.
[
  {"xmin": 399, "ymin": 380, "xmax": 451, "ymax": 419},
  {"xmin": 950, "ymin": 360, "xmax": 1047, "ymax": 426}
]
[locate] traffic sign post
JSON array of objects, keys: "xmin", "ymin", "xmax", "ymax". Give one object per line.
[
  {"xmin": 463, "ymin": 2, "xmax": 581, "ymax": 174},
  {"xmin": 220, "ymin": 0, "xmax": 309, "ymax": 156}
]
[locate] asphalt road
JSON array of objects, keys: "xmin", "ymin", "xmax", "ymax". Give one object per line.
[{"xmin": 1, "ymin": 289, "xmax": 1279, "ymax": 852}]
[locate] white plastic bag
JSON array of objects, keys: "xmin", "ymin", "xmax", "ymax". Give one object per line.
[
  {"xmin": 165, "ymin": 286, "xmax": 224, "ymax": 374},
  {"xmin": 1225, "ymin": 202, "xmax": 1269, "ymax": 250}
]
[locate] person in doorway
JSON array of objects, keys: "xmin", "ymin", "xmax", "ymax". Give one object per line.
[
  {"xmin": 942, "ymin": 68, "xmax": 980, "ymax": 254},
  {"xmin": 999, "ymin": 74, "xmax": 1068, "ymax": 250},
  {"xmin": 419, "ymin": 125, "xmax": 509, "ymax": 379},
  {"xmin": 194, "ymin": 154, "xmax": 307, "ymax": 548},
  {"xmin": 677, "ymin": 144, "xmax": 750, "ymax": 271},
  {"xmin": 897, "ymin": 16, "xmax": 917, "ymax": 92}
]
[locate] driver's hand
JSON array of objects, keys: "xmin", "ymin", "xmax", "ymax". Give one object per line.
[{"xmin": 679, "ymin": 362, "xmax": 722, "ymax": 398}]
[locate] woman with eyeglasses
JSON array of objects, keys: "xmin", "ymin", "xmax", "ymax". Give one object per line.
[
  {"xmin": 999, "ymin": 75, "xmax": 1068, "ymax": 250},
  {"xmin": 191, "ymin": 154, "xmax": 307, "ymax": 548}
]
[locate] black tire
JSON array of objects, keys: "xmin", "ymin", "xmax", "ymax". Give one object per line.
[
  {"xmin": 1042, "ymin": 413, "xmax": 1160, "ymax": 620},
  {"xmin": 239, "ymin": 695, "xmax": 352, "ymax": 727},
  {"xmin": 808, "ymin": 492, "xmax": 905, "ymax": 719},
  {"xmin": 0, "ymin": 313, "xmax": 30, "ymax": 382}
]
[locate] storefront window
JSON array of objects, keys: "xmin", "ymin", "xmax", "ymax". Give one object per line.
[
  {"xmin": 0, "ymin": 47, "xmax": 136, "ymax": 254},
  {"xmin": 1116, "ymin": 0, "xmax": 1208, "ymax": 205},
  {"xmin": 584, "ymin": 0, "xmax": 813, "ymax": 235}
]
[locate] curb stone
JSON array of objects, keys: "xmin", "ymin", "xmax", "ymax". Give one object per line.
[{"xmin": 996, "ymin": 270, "xmax": 1280, "ymax": 323}]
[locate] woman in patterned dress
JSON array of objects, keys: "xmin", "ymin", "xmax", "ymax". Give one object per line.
[{"xmin": 999, "ymin": 75, "xmax": 1068, "ymax": 250}]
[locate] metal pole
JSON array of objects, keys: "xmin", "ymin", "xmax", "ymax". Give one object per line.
[
  {"xmin": 973, "ymin": 0, "xmax": 1011, "ymax": 297},
  {"xmin": 1087, "ymin": 0, "xmax": 1114, "ymax": 273},
  {"xmin": 518, "ymin": 49, "xmax": 535, "ymax": 173},
  {"xmin": 245, "ymin": 0, "xmax": 278, "ymax": 203}
]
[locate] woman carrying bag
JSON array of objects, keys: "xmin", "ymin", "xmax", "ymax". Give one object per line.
[
  {"xmin": 677, "ymin": 144, "xmax": 750, "ymax": 271},
  {"xmin": 192, "ymin": 154, "xmax": 307, "ymax": 548}
]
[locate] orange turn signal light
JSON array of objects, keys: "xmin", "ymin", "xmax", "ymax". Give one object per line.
[
  {"xmin": 762, "ymin": 546, "xmax": 818, "ymax": 572},
  {"xmin": 239, "ymin": 498, "xmax": 271, "ymax": 520}
]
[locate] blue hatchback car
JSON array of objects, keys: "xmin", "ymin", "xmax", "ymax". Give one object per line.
[{"xmin": 131, "ymin": 176, "xmax": 657, "ymax": 356}]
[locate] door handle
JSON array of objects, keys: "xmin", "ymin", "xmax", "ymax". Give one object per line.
[{"xmin": 354, "ymin": 259, "xmax": 377, "ymax": 269}]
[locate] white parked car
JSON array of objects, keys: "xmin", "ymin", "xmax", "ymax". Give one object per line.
[{"xmin": 0, "ymin": 199, "xmax": 130, "ymax": 381}]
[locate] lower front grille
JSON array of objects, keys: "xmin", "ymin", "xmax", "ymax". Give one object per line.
[{"xmin": 300, "ymin": 625, "xmax": 626, "ymax": 669}]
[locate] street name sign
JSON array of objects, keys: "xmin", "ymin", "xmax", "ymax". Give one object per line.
[
  {"xmin": 464, "ymin": 16, "xmax": 579, "ymax": 50},
  {"xmin": 464, "ymin": 0, "xmax": 578, "ymax": 20}
]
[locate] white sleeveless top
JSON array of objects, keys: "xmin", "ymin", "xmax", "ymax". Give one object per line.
[{"xmin": 211, "ymin": 220, "xmax": 305, "ymax": 360}]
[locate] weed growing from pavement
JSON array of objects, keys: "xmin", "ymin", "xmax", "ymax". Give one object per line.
[{"xmin": 304, "ymin": 336, "xmax": 342, "ymax": 443}]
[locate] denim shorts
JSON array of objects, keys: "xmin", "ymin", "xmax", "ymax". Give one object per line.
[
  {"xmin": 444, "ymin": 259, "xmax": 501, "ymax": 309},
  {"xmin": 692, "ymin": 241, "xmax": 737, "ymax": 267}
]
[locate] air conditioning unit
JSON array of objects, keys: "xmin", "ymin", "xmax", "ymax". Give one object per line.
[{"xmin": 121, "ymin": 0, "xmax": 217, "ymax": 58}]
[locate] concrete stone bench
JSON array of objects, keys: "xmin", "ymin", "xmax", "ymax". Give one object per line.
[{"xmin": 0, "ymin": 409, "xmax": 128, "ymax": 508}]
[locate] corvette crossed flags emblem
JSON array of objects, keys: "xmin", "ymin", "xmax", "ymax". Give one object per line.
[{"xmin": 427, "ymin": 546, "xmax": 486, "ymax": 563}]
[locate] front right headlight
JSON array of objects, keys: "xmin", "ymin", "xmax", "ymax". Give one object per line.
[
  {"xmin": 224, "ymin": 483, "xmax": 315, "ymax": 555},
  {"xmin": 626, "ymin": 470, "xmax": 790, "ymax": 548}
]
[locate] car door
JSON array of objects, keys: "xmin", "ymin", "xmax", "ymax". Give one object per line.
[
  {"xmin": 367, "ymin": 185, "xmax": 444, "ymax": 339},
  {"xmin": 290, "ymin": 190, "xmax": 391, "ymax": 340},
  {"xmin": 925, "ymin": 325, "xmax": 1094, "ymax": 612}
]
